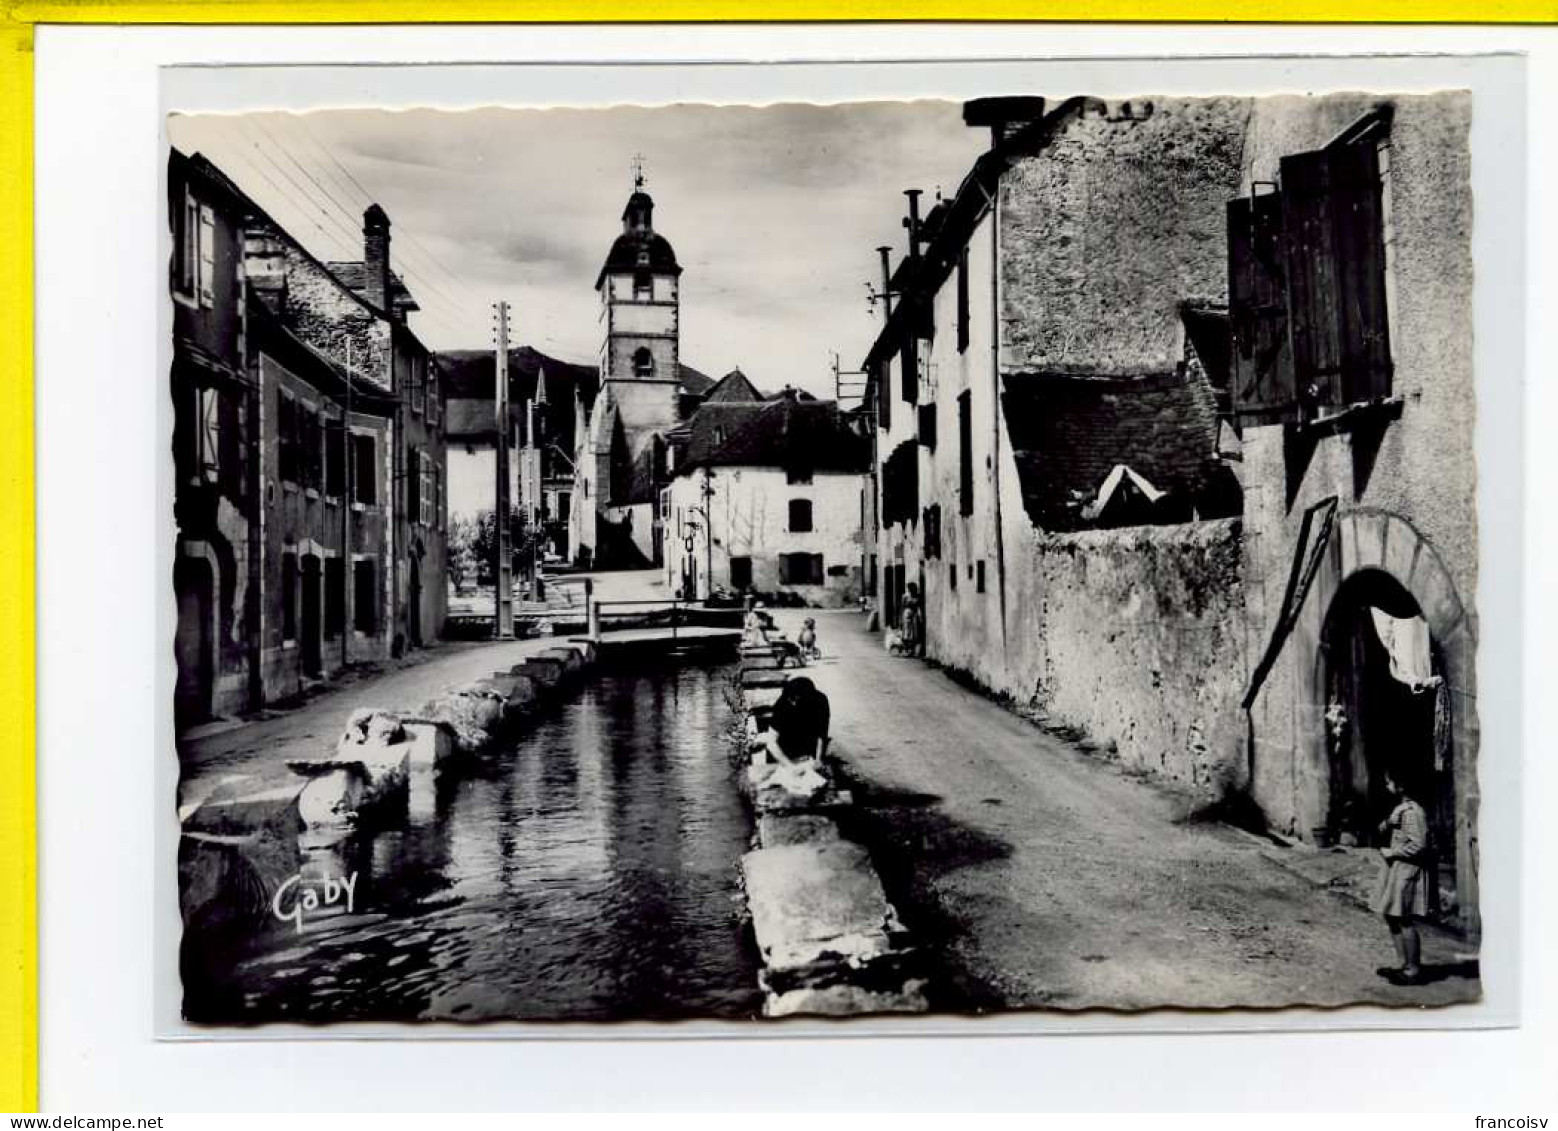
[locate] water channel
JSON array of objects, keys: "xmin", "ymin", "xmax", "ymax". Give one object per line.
[{"xmin": 182, "ymin": 659, "xmax": 763, "ymax": 1025}]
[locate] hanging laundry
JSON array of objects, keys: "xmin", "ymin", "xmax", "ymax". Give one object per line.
[
  {"xmin": 1081, "ymin": 464, "xmax": 1166, "ymax": 522},
  {"xmin": 1368, "ymin": 607, "xmax": 1443, "ymax": 694}
]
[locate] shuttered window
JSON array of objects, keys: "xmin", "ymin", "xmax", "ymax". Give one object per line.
[
  {"xmin": 1228, "ymin": 192, "xmax": 1297, "ymax": 423},
  {"xmin": 1228, "ymin": 124, "xmax": 1393, "ymax": 421},
  {"xmin": 958, "ymin": 390, "xmax": 974, "ymax": 517},
  {"xmin": 197, "ymin": 205, "xmax": 216, "ymax": 308},
  {"xmin": 917, "ymin": 404, "xmax": 937, "ymax": 450},
  {"xmin": 875, "ymin": 360, "xmax": 891, "ymax": 432},
  {"xmin": 956, "ymin": 248, "xmax": 971, "ymax": 354},
  {"xmin": 778, "ymin": 552, "xmax": 824, "ymax": 586},
  {"xmin": 899, "ymin": 335, "xmax": 918, "ymax": 404},
  {"xmin": 1280, "ymin": 141, "xmax": 1392, "ymax": 408},
  {"xmin": 277, "ymin": 391, "xmax": 298, "ymax": 484}
]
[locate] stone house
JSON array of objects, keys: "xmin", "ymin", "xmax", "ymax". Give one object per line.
[
  {"xmin": 170, "ymin": 149, "xmax": 449, "ymax": 720},
  {"xmin": 863, "ymin": 92, "xmax": 1479, "ymax": 932},
  {"xmin": 662, "ymin": 392, "xmax": 872, "ymax": 606}
]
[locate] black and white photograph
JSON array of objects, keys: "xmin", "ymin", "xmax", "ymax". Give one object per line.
[{"xmin": 167, "ymin": 86, "xmax": 1484, "ymax": 1027}]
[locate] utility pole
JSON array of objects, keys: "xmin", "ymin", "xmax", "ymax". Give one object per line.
[
  {"xmin": 342, "ymin": 338, "xmax": 354, "ymax": 669},
  {"xmin": 493, "ymin": 301, "xmax": 514, "ymax": 638},
  {"xmin": 701, "ymin": 465, "xmax": 714, "ymax": 603}
]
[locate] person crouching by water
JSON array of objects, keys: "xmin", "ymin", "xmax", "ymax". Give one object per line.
[
  {"xmin": 762, "ymin": 676, "xmax": 831, "ymax": 767},
  {"xmin": 1372, "ymin": 770, "xmax": 1433, "ymax": 986}
]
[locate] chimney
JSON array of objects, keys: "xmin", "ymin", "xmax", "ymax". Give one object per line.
[
  {"xmin": 962, "ymin": 96, "xmax": 1047, "ymax": 147},
  {"xmin": 362, "ymin": 203, "xmax": 393, "ymax": 317},
  {"xmin": 903, "ymin": 189, "xmax": 923, "ymax": 263}
]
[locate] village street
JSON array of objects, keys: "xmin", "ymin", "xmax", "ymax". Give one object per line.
[{"xmin": 778, "ymin": 608, "xmax": 1481, "ymax": 1012}]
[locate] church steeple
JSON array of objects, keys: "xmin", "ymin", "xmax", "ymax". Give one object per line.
[{"xmin": 596, "ymin": 162, "xmax": 683, "ymax": 395}]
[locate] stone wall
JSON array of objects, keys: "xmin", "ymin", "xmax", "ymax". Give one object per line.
[
  {"xmin": 998, "ymin": 97, "xmax": 1252, "ymax": 374},
  {"xmin": 1008, "ymin": 519, "xmax": 1247, "ymax": 794}
]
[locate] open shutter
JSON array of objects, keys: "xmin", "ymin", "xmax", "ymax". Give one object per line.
[
  {"xmin": 1280, "ymin": 143, "xmax": 1392, "ymax": 409},
  {"xmin": 1227, "ymin": 192, "xmax": 1297, "ymax": 423},
  {"xmin": 198, "ymin": 388, "xmax": 221, "ymax": 482},
  {"xmin": 1327, "ymin": 141, "xmax": 1393, "ymax": 403},
  {"xmin": 197, "ymin": 205, "xmax": 216, "ymax": 308}
]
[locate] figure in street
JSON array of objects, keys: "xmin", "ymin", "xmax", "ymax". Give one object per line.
[
  {"xmin": 900, "ymin": 582, "xmax": 924, "ymax": 658},
  {"xmin": 798, "ymin": 617, "xmax": 821, "ymax": 660},
  {"xmin": 1371, "ymin": 770, "xmax": 1434, "ymax": 985}
]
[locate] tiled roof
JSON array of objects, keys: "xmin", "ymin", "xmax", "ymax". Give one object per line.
[
  {"xmin": 702, "ymin": 367, "xmax": 765, "ymax": 403},
  {"xmin": 1001, "ymin": 368, "xmax": 1237, "ymax": 531},
  {"xmin": 676, "ymin": 396, "xmax": 870, "ymax": 476},
  {"xmin": 323, "ymin": 261, "xmax": 419, "ymax": 312}
]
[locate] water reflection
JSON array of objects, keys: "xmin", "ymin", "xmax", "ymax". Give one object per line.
[{"xmin": 182, "ymin": 661, "xmax": 760, "ymax": 1024}]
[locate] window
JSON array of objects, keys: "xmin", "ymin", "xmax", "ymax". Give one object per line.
[
  {"xmin": 352, "ymin": 433, "xmax": 377, "ymax": 505},
  {"xmin": 958, "ymin": 390, "xmax": 974, "ymax": 517},
  {"xmin": 1228, "ymin": 115, "xmax": 1393, "ymax": 420},
  {"xmin": 956, "ymin": 246, "xmax": 971, "ymax": 354},
  {"xmin": 407, "ymin": 445, "xmax": 421, "ymax": 524},
  {"xmin": 949, "ymin": 561, "xmax": 957, "ymax": 591},
  {"xmin": 779, "ymin": 552, "xmax": 824, "ymax": 586},
  {"xmin": 409, "ymin": 355, "xmax": 424, "ymax": 417},
  {"xmin": 426, "ymin": 371, "xmax": 439, "ymax": 426},
  {"xmin": 976, "ymin": 560, "xmax": 987, "ymax": 593},
  {"xmin": 353, "ymin": 560, "xmax": 378, "ymax": 634},
  {"xmin": 175, "ymin": 191, "xmax": 198, "ymax": 297},
  {"xmin": 874, "ymin": 360, "xmax": 891, "ymax": 432},
  {"xmin": 917, "ymin": 404, "xmax": 937, "ymax": 450},
  {"xmin": 281, "ymin": 551, "xmax": 297, "ymax": 642},
  {"xmin": 421, "ymin": 453, "xmax": 434, "ymax": 527},
  {"xmin": 303, "ymin": 410, "xmax": 323, "ymax": 492},
  {"xmin": 324, "ymin": 557, "xmax": 345, "ymax": 637},
  {"xmin": 197, "ymin": 387, "xmax": 222, "ymax": 483},
  {"xmin": 633, "ymin": 347, "xmax": 655, "ymax": 378},
  {"xmin": 197, "ymin": 204, "xmax": 215, "ymax": 308},
  {"xmin": 325, "ymin": 421, "xmax": 346, "ymax": 499},
  {"xmin": 881, "ymin": 440, "xmax": 919, "ymax": 527},
  {"xmin": 788, "ymin": 499, "xmax": 814, "ymax": 532},
  {"xmin": 277, "ymin": 391, "xmax": 298, "ymax": 485},
  {"xmin": 729, "ymin": 556, "xmax": 753, "ymax": 591},
  {"xmin": 786, "ymin": 466, "xmax": 813, "ymax": 485},
  {"xmin": 923, "ymin": 503, "xmax": 942, "ymax": 560},
  {"xmin": 899, "ymin": 337, "xmax": 918, "ymax": 404},
  {"xmin": 634, "ymin": 271, "xmax": 653, "ymax": 301}
]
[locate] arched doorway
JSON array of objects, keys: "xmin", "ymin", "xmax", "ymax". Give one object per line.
[{"xmin": 1318, "ymin": 568, "xmax": 1456, "ymax": 913}]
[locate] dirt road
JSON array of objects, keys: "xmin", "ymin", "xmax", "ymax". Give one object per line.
[{"xmin": 780, "ymin": 609, "xmax": 1479, "ymax": 1013}]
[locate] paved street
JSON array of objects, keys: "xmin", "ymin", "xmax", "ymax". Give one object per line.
[{"xmin": 777, "ymin": 608, "xmax": 1480, "ymax": 1012}]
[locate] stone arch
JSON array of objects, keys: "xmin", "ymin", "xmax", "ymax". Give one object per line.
[{"xmin": 1297, "ymin": 506, "xmax": 1479, "ymax": 933}]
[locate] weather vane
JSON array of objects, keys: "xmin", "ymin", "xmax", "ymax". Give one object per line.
[{"xmin": 631, "ymin": 152, "xmax": 647, "ymax": 190}]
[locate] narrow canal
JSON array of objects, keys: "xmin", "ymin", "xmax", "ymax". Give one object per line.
[{"xmin": 183, "ymin": 660, "xmax": 763, "ymax": 1024}]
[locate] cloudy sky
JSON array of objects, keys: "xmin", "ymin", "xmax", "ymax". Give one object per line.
[{"xmin": 168, "ymin": 101, "xmax": 986, "ymax": 398}]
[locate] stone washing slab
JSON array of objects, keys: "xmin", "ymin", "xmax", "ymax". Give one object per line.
[
  {"xmin": 763, "ymin": 979, "xmax": 929, "ymax": 1019},
  {"xmin": 757, "ymin": 813, "xmax": 841, "ymax": 849},
  {"xmin": 741, "ymin": 841, "xmax": 897, "ymax": 974}
]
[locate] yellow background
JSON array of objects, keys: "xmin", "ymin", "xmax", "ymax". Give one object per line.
[{"xmin": 0, "ymin": 1, "xmax": 1551, "ymax": 1114}]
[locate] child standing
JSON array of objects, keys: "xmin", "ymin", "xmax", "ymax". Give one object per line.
[
  {"xmin": 797, "ymin": 617, "xmax": 820, "ymax": 660},
  {"xmin": 1371, "ymin": 771, "xmax": 1433, "ymax": 985}
]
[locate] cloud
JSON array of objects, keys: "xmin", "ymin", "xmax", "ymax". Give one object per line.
[{"xmin": 168, "ymin": 99, "xmax": 986, "ymax": 393}]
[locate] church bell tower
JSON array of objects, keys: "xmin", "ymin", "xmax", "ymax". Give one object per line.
[{"xmin": 595, "ymin": 161, "xmax": 682, "ymax": 429}]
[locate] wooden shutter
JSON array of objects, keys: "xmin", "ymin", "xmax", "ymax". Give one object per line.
[
  {"xmin": 957, "ymin": 391, "xmax": 974, "ymax": 516},
  {"xmin": 198, "ymin": 387, "xmax": 221, "ymax": 482},
  {"xmin": 197, "ymin": 205, "xmax": 216, "ymax": 307},
  {"xmin": 956, "ymin": 249, "xmax": 971, "ymax": 354},
  {"xmin": 1279, "ymin": 143, "xmax": 1392, "ymax": 408},
  {"xmin": 1227, "ymin": 192, "xmax": 1298, "ymax": 423}
]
